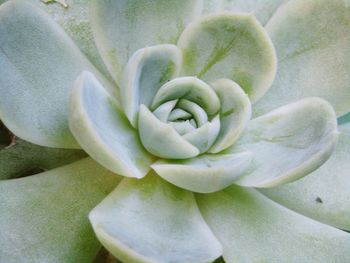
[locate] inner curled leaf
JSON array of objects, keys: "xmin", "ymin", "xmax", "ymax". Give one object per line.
[{"xmin": 137, "ymin": 77, "xmax": 223, "ymax": 159}]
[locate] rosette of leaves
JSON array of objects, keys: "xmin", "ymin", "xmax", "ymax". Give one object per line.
[{"xmin": 1, "ymin": 0, "xmax": 350, "ymax": 262}]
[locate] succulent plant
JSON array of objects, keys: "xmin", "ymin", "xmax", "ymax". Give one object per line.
[{"xmin": 1, "ymin": 0, "xmax": 350, "ymax": 262}]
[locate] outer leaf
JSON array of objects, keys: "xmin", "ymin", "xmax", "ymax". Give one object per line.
[
  {"xmin": 152, "ymin": 152, "xmax": 252, "ymax": 193},
  {"xmin": 261, "ymin": 122, "xmax": 350, "ymax": 230},
  {"xmin": 138, "ymin": 105, "xmax": 199, "ymax": 159},
  {"xmin": 121, "ymin": 45, "xmax": 182, "ymax": 127},
  {"xmin": 0, "ymin": 137, "xmax": 86, "ymax": 180},
  {"xmin": 89, "ymin": 173, "xmax": 222, "ymax": 263},
  {"xmin": 178, "ymin": 13, "xmax": 276, "ymax": 102},
  {"xmin": 255, "ymin": 0, "xmax": 350, "ymax": 117},
  {"xmin": 197, "ymin": 185, "xmax": 350, "ymax": 263},
  {"xmin": 0, "ymin": 158, "xmax": 121, "ymax": 263},
  {"xmin": 209, "ymin": 79, "xmax": 252, "ymax": 153},
  {"xmin": 90, "ymin": 0, "xmax": 202, "ymax": 84},
  {"xmin": 227, "ymin": 98, "xmax": 338, "ymax": 187},
  {"xmin": 0, "ymin": 0, "xmax": 114, "ymax": 148},
  {"xmin": 202, "ymin": 0, "xmax": 288, "ymax": 25},
  {"xmin": 69, "ymin": 71, "xmax": 155, "ymax": 178},
  {"xmin": 29, "ymin": 0, "xmax": 112, "ymax": 80}
]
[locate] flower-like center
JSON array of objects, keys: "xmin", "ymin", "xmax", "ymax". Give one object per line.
[{"xmin": 138, "ymin": 76, "xmax": 223, "ymax": 159}]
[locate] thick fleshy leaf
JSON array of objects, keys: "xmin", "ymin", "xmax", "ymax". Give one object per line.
[
  {"xmin": 255, "ymin": 0, "xmax": 350, "ymax": 117},
  {"xmin": 168, "ymin": 109, "xmax": 192, "ymax": 122},
  {"xmin": 69, "ymin": 71, "xmax": 155, "ymax": 178},
  {"xmin": 152, "ymin": 152, "xmax": 252, "ymax": 193},
  {"xmin": 138, "ymin": 105, "xmax": 199, "ymax": 159},
  {"xmin": 152, "ymin": 77, "xmax": 220, "ymax": 116},
  {"xmin": 202, "ymin": 0, "xmax": 288, "ymax": 25},
  {"xmin": 197, "ymin": 185, "xmax": 350, "ymax": 263},
  {"xmin": 89, "ymin": 173, "xmax": 222, "ymax": 263},
  {"xmin": 0, "ymin": 0, "xmax": 114, "ymax": 148},
  {"xmin": 0, "ymin": 137, "xmax": 86, "ymax": 180},
  {"xmin": 90, "ymin": 0, "xmax": 201, "ymax": 84},
  {"xmin": 177, "ymin": 99, "xmax": 209, "ymax": 127},
  {"xmin": 28, "ymin": 0, "xmax": 112, "ymax": 80},
  {"xmin": 178, "ymin": 13, "xmax": 276, "ymax": 102},
  {"xmin": 183, "ymin": 115, "xmax": 221, "ymax": 153},
  {"xmin": 121, "ymin": 45, "xmax": 182, "ymax": 127},
  {"xmin": 261, "ymin": 122, "xmax": 350, "ymax": 230},
  {"xmin": 0, "ymin": 158, "xmax": 121, "ymax": 263},
  {"xmin": 170, "ymin": 120, "xmax": 196, "ymax": 135},
  {"xmin": 209, "ymin": 79, "xmax": 252, "ymax": 153},
  {"xmin": 152, "ymin": 100, "xmax": 178, "ymax": 122},
  {"xmin": 227, "ymin": 98, "xmax": 338, "ymax": 187}
]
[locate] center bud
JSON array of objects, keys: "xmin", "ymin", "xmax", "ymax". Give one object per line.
[{"xmin": 138, "ymin": 77, "xmax": 221, "ymax": 159}]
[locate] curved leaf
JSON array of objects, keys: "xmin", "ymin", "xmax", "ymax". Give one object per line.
[
  {"xmin": 261, "ymin": 122, "xmax": 350, "ymax": 230},
  {"xmin": 90, "ymin": 0, "xmax": 202, "ymax": 84},
  {"xmin": 177, "ymin": 99, "xmax": 209, "ymax": 127},
  {"xmin": 255, "ymin": 0, "xmax": 350, "ymax": 117},
  {"xmin": 178, "ymin": 13, "xmax": 276, "ymax": 102},
  {"xmin": 69, "ymin": 71, "xmax": 155, "ymax": 178},
  {"xmin": 30, "ymin": 0, "xmax": 112, "ymax": 80},
  {"xmin": 227, "ymin": 98, "xmax": 338, "ymax": 187},
  {"xmin": 0, "ymin": 158, "xmax": 120, "ymax": 263},
  {"xmin": 151, "ymin": 77, "xmax": 220, "ymax": 116},
  {"xmin": 138, "ymin": 105, "xmax": 199, "ymax": 159},
  {"xmin": 202, "ymin": 0, "xmax": 288, "ymax": 25},
  {"xmin": 197, "ymin": 185, "xmax": 350, "ymax": 263},
  {"xmin": 89, "ymin": 173, "xmax": 222, "ymax": 263},
  {"xmin": 121, "ymin": 44, "xmax": 182, "ymax": 127},
  {"xmin": 183, "ymin": 115, "xmax": 220, "ymax": 153},
  {"xmin": 209, "ymin": 79, "xmax": 252, "ymax": 153},
  {"xmin": 0, "ymin": 0, "xmax": 114, "ymax": 148},
  {"xmin": 152, "ymin": 152, "xmax": 252, "ymax": 193},
  {"xmin": 152, "ymin": 100, "xmax": 178, "ymax": 122}
]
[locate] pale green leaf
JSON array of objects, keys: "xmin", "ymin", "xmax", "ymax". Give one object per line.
[
  {"xmin": 138, "ymin": 105, "xmax": 199, "ymax": 159},
  {"xmin": 178, "ymin": 13, "xmax": 276, "ymax": 102},
  {"xmin": 152, "ymin": 152, "xmax": 252, "ymax": 193},
  {"xmin": 209, "ymin": 79, "xmax": 252, "ymax": 153},
  {"xmin": 90, "ymin": 0, "xmax": 202, "ymax": 84},
  {"xmin": 151, "ymin": 77, "xmax": 220, "ymax": 116},
  {"xmin": 121, "ymin": 45, "xmax": 182, "ymax": 127},
  {"xmin": 227, "ymin": 98, "xmax": 338, "ymax": 187},
  {"xmin": 183, "ymin": 115, "xmax": 221, "ymax": 153},
  {"xmin": 255, "ymin": 0, "xmax": 350, "ymax": 117},
  {"xmin": 202, "ymin": 0, "xmax": 288, "ymax": 25},
  {"xmin": 170, "ymin": 120, "xmax": 196, "ymax": 135},
  {"xmin": 0, "ymin": 158, "xmax": 121, "ymax": 263},
  {"xmin": 168, "ymin": 108, "xmax": 192, "ymax": 122},
  {"xmin": 89, "ymin": 173, "xmax": 222, "ymax": 263},
  {"xmin": 152, "ymin": 100, "xmax": 178, "ymax": 122},
  {"xmin": 69, "ymin": 71, "xmax": 155, "ymax": 178},
  {"xmin": 197, "ymin": 185, "xmax": 350, "ymax": 263},
  {"xmin": 177, "ymin": 99, "xmax": 209, "ymax": 127},
  {"xmin": 0, "ymin": 0, "xmax": 115, "ymax": 148},
  {"xmin": 28, "ymin": 0, "xmax": 112, "ymax": 80},
  {"xmin": 261, "ymin": 122, "xmax": 350, "ymax": 230}
]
